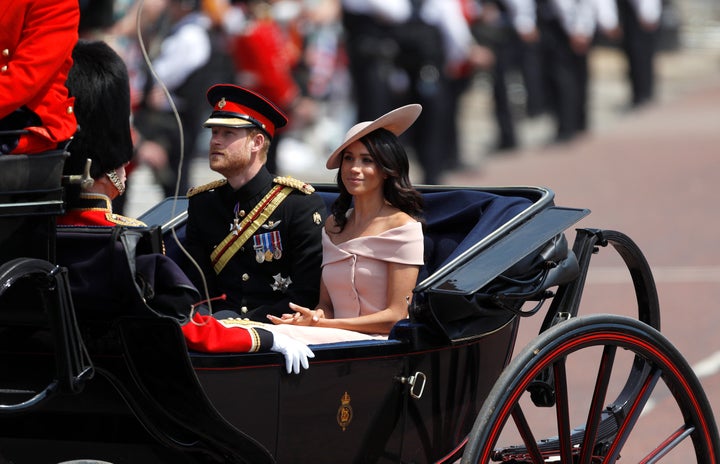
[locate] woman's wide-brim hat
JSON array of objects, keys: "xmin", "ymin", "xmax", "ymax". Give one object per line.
[{"xmin": 326, "ymin": 104, "xmax": 422, "ymax": 169}]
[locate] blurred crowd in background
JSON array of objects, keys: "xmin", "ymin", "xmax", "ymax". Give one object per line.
[{"xmin": 75, "ymin": 0, "xmax": 701, "ymax": 213}]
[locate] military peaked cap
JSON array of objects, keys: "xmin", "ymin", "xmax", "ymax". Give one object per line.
[{"xmin": 203, "ymin": 84, "xmax": 288, "ymax": 139}]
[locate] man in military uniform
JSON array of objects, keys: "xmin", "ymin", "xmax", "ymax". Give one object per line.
[{"xmin": 184, "ymin": 84, "xmax": 326, "ymax": 321}]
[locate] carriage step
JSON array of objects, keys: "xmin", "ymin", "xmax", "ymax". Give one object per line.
[{"xmin": 491, "ymin": 413, "xmax": 618, "ymax": 461}]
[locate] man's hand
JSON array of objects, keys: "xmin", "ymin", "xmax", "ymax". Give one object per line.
[{"xmin": 271, "ymin": 332, "xmax": 315, "ymax": 374}]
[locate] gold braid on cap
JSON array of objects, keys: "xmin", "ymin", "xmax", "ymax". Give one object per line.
[
  {"xmin": 273, "ymin": 176, "xmax": 314, "ymax": 195},
  {"xmin": 106, "ymin": 169, "xmax": 126, "ymax": 196}
]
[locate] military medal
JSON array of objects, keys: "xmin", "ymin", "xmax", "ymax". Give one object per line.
[
  {"xmin": 253, "ymin": 235, "xmax": 270, "ymax": 262},
  {"xmin": 271, "ymin": 231, "xmax": 282, "ymax": 259},
  {"xmin": 262, "ymin": 233, "xmax": 274, "ymax": 262},
  {"xmin": 254, "ymin": 242, "xmax": 265, "ymax": 263},
  {"xmin": 271, "ymin": 273, "xmax": 292, "ymax": 292},
  {"xmin": 230, "ymin": 203, "xmax": 244, "ymax": 235},
  {"xmin": 254, "ymin": 232, "xmax": 283, "ymax": 263}
]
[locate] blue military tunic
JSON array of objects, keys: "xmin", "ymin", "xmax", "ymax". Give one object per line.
[{"xmin": 185, "ymin": 167, "xmax": 326, "ymax": 321}]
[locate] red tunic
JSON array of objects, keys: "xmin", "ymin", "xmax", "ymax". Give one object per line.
[
  {"xmin": 56, "ymin": 193, "xmax": 146, "ymax": 227},
  {"xmin": 0, "ymin": 0, "xmax": 79, "ymax": 153},
  {"xmin": 182, "ymin": 313, "xmax": 267, "ymax": 353}
]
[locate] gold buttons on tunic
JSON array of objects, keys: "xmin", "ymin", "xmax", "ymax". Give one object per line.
[
  {"xmin": 241, "ymin": 306, "xmax": 248, "ymax": 314},
  {"xmin": 1, "ymin": 66, "xmax": 7, "ymax": 73},
  {"xmin": 238, "ymin": 210, "xmax": 246, "ymax": 218},
  {"xmin": 242, "ymin": 273, "xmax": 249, "ymax": 281},
  {"xmin": 67, "ymin": 106, "xmax": 73, "ymax": 114},
  {"xmin": 2, "ymin": 49, "xmax": 9, "ymax": 57}
]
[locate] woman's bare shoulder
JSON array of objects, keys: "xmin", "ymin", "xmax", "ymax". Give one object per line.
[
  {"xmin": 385, "ymin": 208, "xmax": 417, "ymax": 230},
  {"xmin": 324, "ymin": 214, "xmax": 337, "ymax": 231}
]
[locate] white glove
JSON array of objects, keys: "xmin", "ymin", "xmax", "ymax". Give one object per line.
[{"xmin": 271, "ymin": 332, "xmax": 315, "ymax": 374}]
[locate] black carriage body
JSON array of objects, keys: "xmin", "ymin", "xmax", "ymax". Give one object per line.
[
  {"xmin": 189, "ymin": 321, "xmax": 517, "ymax": 463},
  {"xmin": 0, "ymin": 153, "xmax": 599, "ymax": 463}
]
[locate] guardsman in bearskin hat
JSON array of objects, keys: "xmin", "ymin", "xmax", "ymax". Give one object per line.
[
  {"xmin": 184, "ymin": 84, "xmax": 326, "ymax": 321},
  {"xmin": 57, "ymin": 39, "xmax": 145, "ymax": 227},
  {"xmin": 0, "ymin": 0, "xmax": 79, "ymax": 155},
  {"xmin": 57, "ymin": 42, "xmax": 313, "ymax": 373}
]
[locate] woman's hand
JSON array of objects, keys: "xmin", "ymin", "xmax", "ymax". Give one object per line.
[{"xmin": 267, "ymin": 302, "xmax": 325, "ymax": 326}]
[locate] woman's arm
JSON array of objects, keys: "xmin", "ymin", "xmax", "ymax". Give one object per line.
[
  {"xmin": 316, "ymin": 279, "xmax": 335, "ymax": 320},
  {"xmin": 268, "ymin": 262, "xmax": 419, "ymax": 335}
]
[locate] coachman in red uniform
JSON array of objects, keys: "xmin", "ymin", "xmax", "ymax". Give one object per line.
[{"xmin": 0, "ymin": 0, "xmax": 79, "ymax": 154}]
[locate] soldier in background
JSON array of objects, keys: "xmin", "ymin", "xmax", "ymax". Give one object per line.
[
  {"xmin": 617, "ymin": 0, "xmax": 662, "ymax": 108},
  {"xmin": 340, "ymin": 0, "xmax": 490, "ymax": 184},
  {"xmin": 532, "ymin": 0, "xmax": 616, "ymax": 143}
]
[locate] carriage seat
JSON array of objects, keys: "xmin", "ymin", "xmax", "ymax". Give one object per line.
[
  {"xmin": 314, "ymin": 189, "xmax": 533, "ymax": 284},
  {"xmin": 0, "ymin": 150, "xmax": 68, "ymax": 263}
]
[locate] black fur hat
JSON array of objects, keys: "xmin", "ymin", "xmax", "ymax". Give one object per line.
[{"xmin": 64, "ymin": 39, "xmax": 133, "ymax": 179}]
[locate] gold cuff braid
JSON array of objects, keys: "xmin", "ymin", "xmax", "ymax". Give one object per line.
[{"xmin": 106, "ymin": 169, "xmax": 126, "ymax": 196}]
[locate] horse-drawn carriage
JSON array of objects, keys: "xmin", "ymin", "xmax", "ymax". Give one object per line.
[{"xmin": 0, "ymin": 150, "xmax": 717, "ymax": 463}]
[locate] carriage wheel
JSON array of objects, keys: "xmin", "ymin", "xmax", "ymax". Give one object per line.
[{"xmin": 462, "ymin": 315, "xmax": 719, "ymax": 463}]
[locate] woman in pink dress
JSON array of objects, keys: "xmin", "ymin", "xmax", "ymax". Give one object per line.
[{"xmin": 267, "ymin": 104, "xmax": 425, "ymax": 340}]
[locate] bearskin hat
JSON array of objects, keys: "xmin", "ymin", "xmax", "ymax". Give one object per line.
[{"xmin": 64, "ymin": 39, "xmax": 133, "ymax": 179}]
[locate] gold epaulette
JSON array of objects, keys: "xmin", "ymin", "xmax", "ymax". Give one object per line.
[
  {"xmin": 217, "ymin": 317, "xmax": 265, "ymax": 328},
  {"xmin": 105, "ymin": 213, "xmax": 147, "ymax": 227},
  {"xmin": 186, "ymin": 179, "xmax": 227, "ymax": 197},
  {"xmin": 273, "ymin": 176, "xmax": 315, "ymax": 195}
]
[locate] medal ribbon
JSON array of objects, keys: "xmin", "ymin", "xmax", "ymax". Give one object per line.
[
  {"xmin": 271, "ymin": 230, "xmax": 282, "ymax": 256},
  {"xmin": 262, "ymin": 233, "xmax": 272, "ymax": 254},
  {"xmin": 210, "ymin": 185, "xmax": 293, "ymax": 274}
]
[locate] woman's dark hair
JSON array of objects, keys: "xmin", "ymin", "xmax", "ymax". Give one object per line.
[{"xmin": 331, "ymin": 128, "xmax": 423, "ymax": 231}]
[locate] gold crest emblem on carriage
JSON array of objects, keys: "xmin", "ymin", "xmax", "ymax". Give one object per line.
[{"xmin": 336, "ymin": 391, "xmax": 353, "ymax": 431}]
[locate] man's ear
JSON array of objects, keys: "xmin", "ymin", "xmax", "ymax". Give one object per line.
[{"xmin": 250, "ymin": 132, "xmax": 266, "ymax": 151}]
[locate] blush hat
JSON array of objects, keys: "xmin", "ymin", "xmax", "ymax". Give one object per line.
[
  {"xmin": 203, "ymin": 84, "xmax": 288, "ymax": 139},
  {"xmin": 326, "ymin": 104, "xmax": 422, "ymax": 169}
]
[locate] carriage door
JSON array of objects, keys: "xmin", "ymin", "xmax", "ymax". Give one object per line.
[{"xmin": 274, "ymin": 344, "xmax": 409, "ymax": 463}]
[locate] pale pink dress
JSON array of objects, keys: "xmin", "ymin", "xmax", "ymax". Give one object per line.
[
  {"xmin": 263, "ymin": 221, "xmax": 424, "ymax": 345},
  {"xmin": 321, "ymin": 221, "xmax": 425, "ymax": 320}
]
